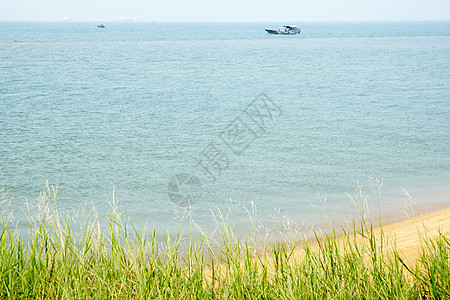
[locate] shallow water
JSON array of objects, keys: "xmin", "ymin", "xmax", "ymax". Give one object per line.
[{"xmin": 1, "ymin": 21, "xmax": 449, "ymax": 235}]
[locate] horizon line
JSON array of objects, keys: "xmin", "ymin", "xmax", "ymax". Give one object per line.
[{"xmin": 1, "ymin": 19, "xmax": 450, "ymax": 23}]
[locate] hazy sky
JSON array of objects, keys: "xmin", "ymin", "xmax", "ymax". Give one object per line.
[{"xmin": 1, "ymin": 0, "xmax": 450, "ymax": 22}]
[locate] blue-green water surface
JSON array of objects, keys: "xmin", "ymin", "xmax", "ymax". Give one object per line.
[{"xmin": 1, "ymin": 22, "xmax": 449, "ymax": 234}]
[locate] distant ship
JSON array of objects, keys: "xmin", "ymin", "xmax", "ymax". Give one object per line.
[
  {"xmin": 265, "ymin": 25, "xmax": 300, "ymax": 35},
  {"xmin": 97, "ymin": 24, "xmax": 105, "ymax": 28}
]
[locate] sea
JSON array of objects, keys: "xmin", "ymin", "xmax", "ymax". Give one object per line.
[{"xmin": 1, "ymin": 22, "xmax": 449, "ymax": 238}]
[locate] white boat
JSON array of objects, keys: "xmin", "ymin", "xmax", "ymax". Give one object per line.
[{"xmin": 265, "ymin": 25, "xmax": 301, "ymax": 35}]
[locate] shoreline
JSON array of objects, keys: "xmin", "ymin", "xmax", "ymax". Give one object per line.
[
  {"xmin": 371, "ymin": 199, "xmax": 450, "ymax": 228},
  {"xmin": 204, "ymin": 199, "xmax": 450, "ymax": 285},
  {"xmin": 260, "ymin": 189, "xmax": 450, "ymax": 249},
  {"xmin": 318, "ymin": 186, "xmax": 450, "ymax": 239},
  {"xmin": 368, "ymin": 205, "xmax": 450, "ymax": 263},
  {"xmin": 300, "ymin": 202, "xmax": 450, "ymax": 264}
]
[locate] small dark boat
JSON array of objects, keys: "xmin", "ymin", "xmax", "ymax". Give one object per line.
[
  {"xmin": 265, "ymin": 25, "xmax": 300, "ymax": 35},
  {"xmin": 97, "ymin": 24, "xmax": 105, "ymax": 28}
]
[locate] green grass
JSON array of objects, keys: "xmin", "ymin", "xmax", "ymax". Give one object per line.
[{"xmin": 0, "ymin": 186, "xmax": 449, "ymax": 299}]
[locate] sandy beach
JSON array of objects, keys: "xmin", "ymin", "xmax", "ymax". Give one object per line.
[
  {"xmin": 244, "ymin": 202, "xmax": 450, "ymax": 275},
  {"xmin": 204, "ymin": 203, "xmax": 450, "ymax": 282},
  {"xmin": 368, "ymin": 206, "xmax": 450, "ymax": 263},
  {"xmin": 301, "ymin": 204, "xmax": 450, "ymax": 265}
]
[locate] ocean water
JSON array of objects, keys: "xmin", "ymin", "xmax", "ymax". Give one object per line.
[{"xmin": 1, "ymin": 22, "xmax": 449, "ymax": 235}]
